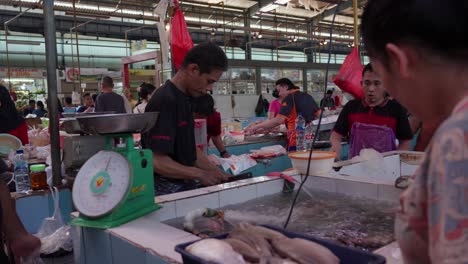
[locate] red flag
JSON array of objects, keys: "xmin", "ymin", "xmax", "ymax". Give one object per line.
[
  {"xmin": 333, "ymin": 47, "xmax": 364, "ymax": 99},
  {"xmin": 171, "ymin": 0, "xmax": 194, "ymax": 70}
]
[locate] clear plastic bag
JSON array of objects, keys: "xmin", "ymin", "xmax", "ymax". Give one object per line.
[
  {"xmin": 219, "ymin": 155, "xmax": 257, "ymax": 175},
  {"xmin": 36, "ymin": 187, "xmax": 73, "ymax": 255}
]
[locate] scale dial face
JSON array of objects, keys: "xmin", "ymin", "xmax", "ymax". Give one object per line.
[{"xmin": 73, "ymin": 150, "xmax": 132, "ymax": 218}]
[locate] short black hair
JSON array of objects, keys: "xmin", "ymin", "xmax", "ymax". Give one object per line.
[
  {"xmin": 29, "ymin": 99, "xmax": 36, "ymax": 105},
  {"xmin": 181, "ymin": 42, "xmax": 228, "ymax": 74},
  {"xmin": 192, "ymin": 94, "xmax": 215, "ymax": 116},
  {"xmin": 275, "ymin": 78, "xmax": 296, "ymax": 90},
  {"xmin": 102, "ymin": 76, "xmax": 114, "ymax": 88},
  {"xmin": 139, "ymin": 83, "xmax": 156, "ymax": 100},
  {"xmin": 361, "ymin": 0, "xmax": 468, "ymax": 65},
  {"xmin": 65, "ymin": 97, "xmax": 72, "ymax": 104},
  {"xmin": 362, "ymin": 63, "xmax": 374, "ymax": 77},
  {"xmin": 326, "ymin": 90, "xmax": 333, "ymax": 95},
  {"xmin": 83, "ymin": 93, "xmax": 91, "ymax": 97}
]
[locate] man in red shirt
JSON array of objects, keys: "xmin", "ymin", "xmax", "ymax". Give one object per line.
[
  {"xmin": 330, "ymin": 64, "xmax": 413, "ymax": 159},
  {"xmin": 192, "ymin": 94, "xmax": 230, "ymax": 158}
]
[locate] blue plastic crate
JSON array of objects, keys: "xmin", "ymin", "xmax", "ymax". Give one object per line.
[{"xmin": 175, "ymin": 225, "xmax": 386, "ymax": 264}]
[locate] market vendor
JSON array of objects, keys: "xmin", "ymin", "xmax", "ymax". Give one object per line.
[
  {"xmin": 245, "ymin": 78, "xmax": 320, "ymax": 151},
  {"xmin": 362, "ymin": 0, "xmax": 468, "ymax": 263},
  {"xmin": 330, "ymin": 63, "xmax": 413, "ymax": 160},
  {"xmin": 144, "ymin": 43, "xmax": 229, "ymax": 195},
  {"xmin": 192, "ymin": 94, "xmax": 230, "ymax": 158},
  {"xmin": 0, "ymin": 85, "xmax": 29, "ymax": 145}
]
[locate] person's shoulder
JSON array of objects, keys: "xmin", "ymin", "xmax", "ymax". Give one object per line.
[{"xmin": 343, "ymin": 99, "xmax": 361, "ymax": 109}]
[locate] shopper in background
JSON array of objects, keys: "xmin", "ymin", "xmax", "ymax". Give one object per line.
[
  {"xmin": 192, "ymin": 94, "xmax": 230, "ymax": 158},
  {"xmin": 320, "ymin": 90, "xmax": 335, "ymax": 108},
  {"xmin": 76, "ymin": 93, "xmax": 94, "ymax": 113},
  {"xmin": 144, "ymin": 42, "xmax": 229, "ymax": 195},
  {"xmin": 330, "ymin": 63, "xmax": 413, "ymax": 159},
  {"xmin": 23, "ymin": 99, "xmax": 35, "ymax": 117},
  {"xmin": 63, "ymin": 96, "xmax": 76, "ymax": 113},
  {"xmin": 362, "ymin": 0, "xmax": 468, "ymax": 263},
  {"xmin": 0, "ymin": 85, "xmax": 29, "ymax": 145},
  {"xmin": 95, "ymin": 76, "xmax": 127, "ymax": 114},
  {"xmin": 46, "ymin": 97, "xmax": 64, "ymax": 119},
  {"xmin": 32, "ymin": 100, "xmax": 47, "ymax": 118},
  {"xmin": 133, "ymin": 83, "xmax": 156, "ymax": 113},
  {"xmin": 267, "ymin": 84, "xmax": 288, "ymax": 119},
  {"xmin": 246, "ymin": 78, "xmax": 320, "ymax": 151}
]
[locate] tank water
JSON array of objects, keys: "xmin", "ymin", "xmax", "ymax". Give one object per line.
[
  {"xmin": 295, "ymin": 114, "xmax": 306, "ymax": 152},
  {"xmin": 14, "ymin": 149, "xmax": 30, "ymax": 193}
]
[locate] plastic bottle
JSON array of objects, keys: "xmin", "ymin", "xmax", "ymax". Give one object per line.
[
  {"xmin": 14, "ymin": 149, "xmax": 30, "ymax": 193},
  {"xmin": 295, "ymin": 113, "xmax": 306, "ymax": 152},
  {"xmin": 305, "ymin": 123, "xmax": 315, "ymax": 151}
]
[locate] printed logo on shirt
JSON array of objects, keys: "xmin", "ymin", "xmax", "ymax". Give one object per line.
[
  {"xmin": 178, "ymin": 121, "xmax": 188, "ymax": 127},
  {"xmin": 152, "ymin": 135, "xmax": 171, "ymax": 141}
]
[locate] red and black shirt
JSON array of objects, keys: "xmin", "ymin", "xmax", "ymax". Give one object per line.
[{"xmin": 333, "ymin": 99, "xmax": 413, "ymax": 140}]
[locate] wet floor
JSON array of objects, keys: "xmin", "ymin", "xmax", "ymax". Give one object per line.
[{"xmin": 165, "ymin": 190, "xmax": 397, "ymax": 251}]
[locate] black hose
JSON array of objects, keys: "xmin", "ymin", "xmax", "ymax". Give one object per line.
[{"xmin": 283, "ymin": 1, "xmax": 343, "ymax": 229}]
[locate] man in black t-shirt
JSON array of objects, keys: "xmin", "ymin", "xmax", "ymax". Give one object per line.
[
  {"xmin": 330, "ymin": 64, "xmax": 413, "ymax": 159},
  {"xmin": 144, "ymin": 43, "xmax": 229, "ymax": 195}
]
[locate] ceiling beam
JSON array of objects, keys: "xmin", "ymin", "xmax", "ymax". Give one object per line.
[{"xmin": 308, "ymin": 0, "xmax": 353, "ymax": 26}]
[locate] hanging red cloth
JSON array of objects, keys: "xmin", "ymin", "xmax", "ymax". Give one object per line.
[
  {"xmin": 171, "ymin": 0, "xmax": 194, "ymax": 70},
  {"xmin": 333, "ymin": 47, "xmax": 364, "ymax": 99}
]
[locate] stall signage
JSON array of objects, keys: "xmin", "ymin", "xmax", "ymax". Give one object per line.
[
  {"xmin": 0, "ymin": 68, "xmax": 45, "ymax": 78},
  {"xmin": 131, "ymin": 39, "xmax": 148, "ymax": 52},
  {"xmin": 128, "ymin": 69, "xmax": 155, "ymax": 77},
  {"xmin": 65, "ymin": 68, "xmax": 122, "ymax": 82}
]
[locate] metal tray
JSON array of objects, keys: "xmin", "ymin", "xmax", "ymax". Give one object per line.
[{"xmin": 76, "ymin": 112, "xmax": 159, "ymax": 135}]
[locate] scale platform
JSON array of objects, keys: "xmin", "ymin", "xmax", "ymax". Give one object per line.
[{"xmin": 70, "ymin": 113, "xmax": 161, "ymax": 229}]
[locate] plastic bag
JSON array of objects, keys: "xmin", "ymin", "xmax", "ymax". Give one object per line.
[
  {"xmin": 218, "ymin": 155, "xmax": 257, "ymax": 175},
  {"xmin": 36, "ymin": 187, "xmax": 73, "ymax": 255},
  {"xmin": 250, "ymin": 145, "xmax": 287, "ymax": 159},
  {"xmin": 171, "ymin": 0, "xmax": 194, "ymax": 70},
  {"xmin": 333, "ymin": 47, "xmax": 364, "ymax": 99}
]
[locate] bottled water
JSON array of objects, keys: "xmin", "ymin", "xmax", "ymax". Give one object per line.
[
  {"xmin": 295, "ymin": 114, "xmax": 306, "ymax": 152},
  {"xmin": 305, "ymin": 123, "xmax": 315, "ymax": 151},
  {"xmin": 14, "ymin": 149, "xmax": 30, "ymax": 193}
]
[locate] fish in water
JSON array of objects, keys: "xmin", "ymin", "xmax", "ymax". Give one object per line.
[
  {"xmin": 271, "ymin": 237, "xmax": 340, "ymax": 264},
  {"xmin": 186, "ymin": 238, "xmax": 246, "ymax": 264}
]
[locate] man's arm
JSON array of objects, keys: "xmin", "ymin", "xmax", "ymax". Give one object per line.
[
  {"xmin": 0, "ymin": 179, "xmax": 41, "ymax": 262},
  {"xmin": 152, "ymin": 153, "xmax": 203, "ymax": 181},
  {"xmin": 211, "ymin": 135, "xmax": 229, "ymax": 158},
  {"xmin": 330, "ymin": 131, "xmax": 343, "ymax": 160},
  {"xmin": 397, "ymin": 140, "xmax": 412, "ymax": 151},
  {"xmin": 245, "ymin": 116, "xmax": 285, "ymax": 135}
]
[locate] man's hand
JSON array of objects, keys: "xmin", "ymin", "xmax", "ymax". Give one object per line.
[
  {"xmin": 196, "ymin": 169, "xmax": 229, "ymax": 186},
  {"xmin": 11, "ymin": 232, "xmax": 41, "ymax": 263}
]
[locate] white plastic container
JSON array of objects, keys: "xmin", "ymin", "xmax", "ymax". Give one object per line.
[
  {"xmin": 288, "ymin": 151, "xmax": 336, "ymax": 175},
  {"xmin": 229, "ymin": 131, "xmax": 245, "ymax": 143}
]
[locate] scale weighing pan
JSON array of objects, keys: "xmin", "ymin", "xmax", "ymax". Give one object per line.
[{"xmin": 76, "ymin": 112, "xmax": 159, "ymax": 135}]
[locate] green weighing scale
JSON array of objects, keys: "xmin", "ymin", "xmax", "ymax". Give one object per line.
[{"xmin": 70, "ymin": 113, "xmax": 161, "ymax": 229}]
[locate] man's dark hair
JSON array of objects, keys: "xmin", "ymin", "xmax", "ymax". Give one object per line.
[
  {"xmin": 275, "ymin": 78, "xmax": 296, "ymax": 90},
  {"xmin": 65, "ymin": 97, "xmax": 72, "ymax": 104},
  {"xmin": 181, "ymin": 42, "xmax": 228, "ymax": 74},
  {"xmin": 83, "ymin": 93, "xmax": 91, "ymax": 97},
  {"xmin": 326, "ymin": 90, "xmax": 333, "ymax": 95},
  {"xmin": 102, "ymin": 76, "xmax": 114, "ymax": 88},
  {"xmin": 361, "ymin": 0, "xmax": 468, "ymax": 65},
  {"xmin": 29, "ymin": 99, "xmax": 36, "ymax": 105},
  {"xmin": 362, "ymin": 63, "xmax": 374, "ymax": 77},
  {"xmin": 192, "ymin": 94, "xmax": 215, "ymax": 117}
]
